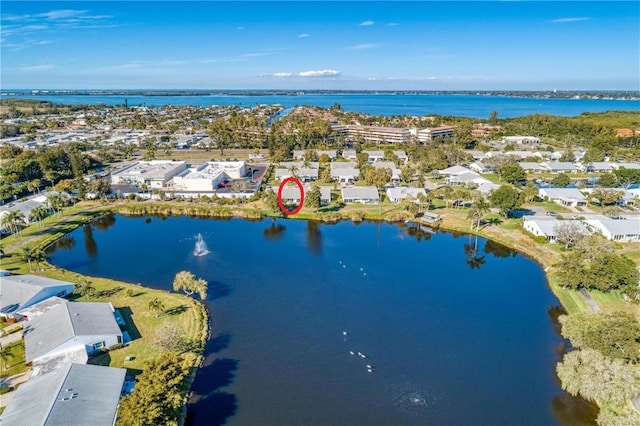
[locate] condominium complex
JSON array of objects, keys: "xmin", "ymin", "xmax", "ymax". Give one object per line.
[{"xmin": 331, "ymin": 124, "xmax": 412, "ymax": 144}]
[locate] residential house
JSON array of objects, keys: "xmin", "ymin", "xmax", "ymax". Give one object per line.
[
  {"xmin": 583, "ymin": 219, "xmax": 640, "ymax": 242},
  {"xmin": 372, "ymin": 161, "xmax": 400, "ymax": 182},
  {"xmin": 541, "ymin": 162, "xmax": 578, "ymax": 173},
  {"xmin": 476, "ymin": 181, "xmax": 501, "ymax": 195},
  {"xmin": 0, "ymin": 198, "xmax": 49, "ymax": 229},
  {"xmin": 25, "ymin": 300, "xmax": 123, "ymax": 365},
  {"xmin": 0, "ymin": 275, "xmax": 75, "ymax": 320},
  {"xmin": 363, "ymin": 150, "xmax": 385, "ymax": 163},
  {"xmin": 275, "ymin": 167, "xmax": 319, "ymax": 183},
  {"xmin": 518, "ymin": 162, "xmax": 546, "ymax": 173},
  {"xmin": 386, "ymin": 187, "xmax": 427, "ymax": 204},
  {"xmin": 331, "ymin": 162, "xmax": 360, "ymax": 184},
  {"xmin": 501, "ymin": 136, "xmax": 541, "ymax": 146},
  {"xmin": 538, "ymin": 188, "xmax": 587, "ymax": 207},
  {"xmin": 523, "ymin": 217, "xmax": 589, "ymax": 243},
  {"xmin": 391, "ymin": 150, "xmax": 409, "ymax": 164},
  {"xmin": 280, "ymin": 185, "xmax": 331, "ymax": 205},
  {"xmin": 172, "ymin": 161, "xmax": 247, "ymax": 191},
  {"xmin": 468, "ymin": 161, "xmax": 493, "ymax": 174},
  {"xmin": 342, "ymin": 187, "xmax": 380, "ymax": 204},
  {"xmin": 612, "ymin": 162, "xmax": 640, "ymax": 170},
  {"xmin": 0, "ymin": 363, "xmax": 126, "ymax": 426},
  {"xmin": 581, "ymin": 162, "xmax": 615, "ymax": 173},
  {"xmin": 341, "ymin": 149, "xmax": 358, "ymax": 161}
]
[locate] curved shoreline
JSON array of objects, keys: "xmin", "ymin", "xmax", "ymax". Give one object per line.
[{"xmin": 1, "ymin": 200, "xmax": 599, "ymax": 422}]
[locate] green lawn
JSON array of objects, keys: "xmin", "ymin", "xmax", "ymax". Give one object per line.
[
  {"xmin": 0, "ymin": 203, "xmax": 209, "ymax": 379},
  {"xmin": 0, "ymin": 341, "xmax": 26, "ymax": 378}
]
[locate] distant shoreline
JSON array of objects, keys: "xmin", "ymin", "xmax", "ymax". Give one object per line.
[{"xmin": 2, "ymin": 89, "xmax": 639, "ymax": 100}]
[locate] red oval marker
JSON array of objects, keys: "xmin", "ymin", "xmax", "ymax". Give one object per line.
[{"xmin": 277, "ymin": 177, "xmax": 305, "ymax": 215}]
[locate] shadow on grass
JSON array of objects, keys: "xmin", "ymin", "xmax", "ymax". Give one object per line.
[
  {"xmin": 166, "ymin": 304, "xmax": 188, "ymax": 316},
  {"xmin": 117, "ymin": 306, "xmax": 142, "ymax": 341},
  {"xmin": 186, "ymin": 358, "xmax": 239, "ymax": 426},
  {"xmin": 97, "ymin": 286, "xmax": 123, "ymax": 298}
]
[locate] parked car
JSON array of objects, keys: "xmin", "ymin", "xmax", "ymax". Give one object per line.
[{"xmin": 546, "ymin": 211, "xmax": 558, "ymax": 217}]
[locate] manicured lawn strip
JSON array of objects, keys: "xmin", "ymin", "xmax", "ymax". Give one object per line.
[
  {"xmin": 0, "ymin": 202, "xmax": 209, "ymax": 418},
  {"xmin": 0, "ymin": 341, "xmax": 26, "ymax": 378}
]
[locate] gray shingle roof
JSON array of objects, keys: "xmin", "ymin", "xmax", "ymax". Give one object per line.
[
  {"xmin": 342, "ymin": 187, "xmax": 379, "ymax": 200},
  {"xmin": 25, "ymin": 301, "xmax": 122, "ymax": 361},
  {"xmin": 0, "ymin": 275, "xmax": 75, "ymax": 315},
  {"xmin": 0, "ymin": 363, "xmax": 126, "ymax": 426}
]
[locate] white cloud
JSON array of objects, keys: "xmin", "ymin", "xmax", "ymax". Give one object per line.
[
  {"xmin": 359, "ymin": 20, "xmax": 374, "ymax": 26},
  {"xmin": 298, "ymin": 69, "xmax": 341, "ymax": 77},
  {"xmin": 298, "ymin": 33, "xmax": 310, "ymax": 38},
  {"xmin": 262, "ymin": 69, "xmax": 341, "ymax": 78},
  {"xmin": 21, "ymin": 64, "xmax": 55, "ymax": 72},
  {"xmin": 37, "ymin": 10, "xmax": 89, "ymax": 20},
  {"xmin": 349, "ymin": 43, "xmax": 382, "ymax": 50},
  {"xmin": 551, "ymin": 17, "xmax": 591, "ymax": 23}
]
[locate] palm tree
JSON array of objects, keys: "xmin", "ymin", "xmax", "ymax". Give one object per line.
[
  {"xmin": 288, "ymin": 165, "xmax": 299, "ymax": 178},
  {"xmin": 148, "ymin": 298, "xmax": 165, "ymax": 318},
  {"xmin": 0, "ymin": 344, "xmax": 14, "ymax": 371},
  {"xmin": 1, "ymin": 211, "xmax": 26, "ymax": 235},
  {"xmin": 21, "ymin": 246, "xmax": 44, "ymax": 272},
  {"xmin": 46, "ymin": 193, "xmax": 63, "ymax": 215},
  {"xmin": 30, "ymin": 206, "xmax": 49, "ymax": 228},
  {"xmin": 467, "ymin": 197, "xmax": 490, "ymax": 231}
]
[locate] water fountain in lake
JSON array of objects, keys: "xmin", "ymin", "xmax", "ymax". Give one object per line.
[{"xmin": 193, "ymin": 233, "xmax": 210, "ymax": 257}]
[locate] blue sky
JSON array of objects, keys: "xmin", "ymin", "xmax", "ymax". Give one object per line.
[{"xmin": 1, "ymin": 1, "xmax": 639, "ymax": 90}]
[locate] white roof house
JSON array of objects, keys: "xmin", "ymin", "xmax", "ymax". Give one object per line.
[
  {"xmin": 25, "ymin": 301, "xmax": 123, "ymax": 364},
  {"xmin": 0, "ymin": 199, "xmax": 49, "ymax": 228},
  {"xmin": 363, "ymin": 150, "xmax": 385, "ymax": 162},
  {"xmin": 583, "ymin": 219, "xmax": 640, "ymax": 242},
  {"xmin": 538, "ymin": 188, "xmax": 587, "ymax": 207},
  {"xmin": 437, "ymin": 165, "xmax": 473, "ymax": 176},
  {"xmin": 110, "ymin": 160, "xmax": 187, "ymax": 188},
  {"xmin": 476, "ymin": 181, "xmax": 501, "ymax": 195},
  {"xmin": 581, "ymin": 162, "xmax": 615, "ymax": 173},
  {"xmin": 275, "ymin": 167, "xmax": 319, "ymax": 182},
  {"xmin": 612, "ymin": 162, "xmax": 640, "ymax": 170},
  {"xmin": 0, "ymin": 363, "xmax": 126, "ymax": 426},
  {"xmin": 391, "ymin": 150, "xmax": 408, "ymax": 163},
  {"xmin": 279, "ymin": 185, "xmax": 331, "ymax": 205},
  {"xmin": 372, "ymin": 161, "xmax": 400, "ymax": 180},
  {"xmin": 518, "ymin": 162, "xmax": 546, "ymax": 173},
  {"xmin": 502, "ymin": 136, "xmax": 540, "ymax": 145},
  {"xmin": 0, "ymin": 275, "xmax": 75, "ymax": 319},
  {"xmin": 386, "ymin": 187, "xmax": 427, "ymax": 203},
  {"xmin": 541, "ymin": 162, "xmax": 578, "ymax": 173},
  {"xmin": 342, "ymin": 149, "xmax": 357, "ymax": 160},
  {"xmin": 523, "ymin": 217, "xmax": 589, "ymax": 243},
  {"xmin": 342, "ymin": 187, "xmax": 379, "ymax": 204},
  {"xmin": 173, "ymin": 161, "xmax": 247, "ymax": 192}
]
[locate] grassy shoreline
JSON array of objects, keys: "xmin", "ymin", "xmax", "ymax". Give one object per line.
[
  {"xmin": 2, "ymin": 199, "xmax": 637, "ymax": 422},
  {"xmin": 0, "ymin": 202, "xmax": 209, "ymax": 425}
]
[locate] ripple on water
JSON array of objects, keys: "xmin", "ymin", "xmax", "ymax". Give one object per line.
[{"xmin": 390, "ymin": 383, "xmax": 439, "ymax": 416}]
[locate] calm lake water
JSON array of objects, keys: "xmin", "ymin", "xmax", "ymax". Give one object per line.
[
  {"xmin": 46, "ymin": 214, "xmax": 597, "ymax": 425},
  {"xmin": 6, "ymin": 92, "xmax": 639, "ymax": 118}
]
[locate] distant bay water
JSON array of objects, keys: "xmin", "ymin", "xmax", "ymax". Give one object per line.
[{"xmin": 4, "ymin": 92, "xmax": 639, "ymax": 118}]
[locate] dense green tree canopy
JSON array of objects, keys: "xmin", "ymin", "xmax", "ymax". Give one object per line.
[
  {"xmin": 490, "ymin": 185, "xmax": 522, "ymax": 217},
  {"xmin": 560, "ymin": 312, "xmax": 640, "ymax": 362},
  {"xmin": 117, "ymin": 353, "xmax": 189, "ymax": 426}
]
